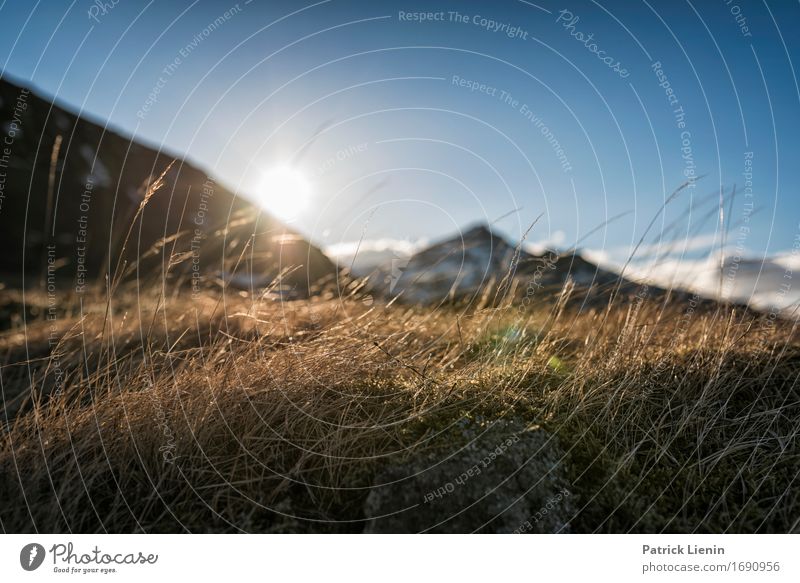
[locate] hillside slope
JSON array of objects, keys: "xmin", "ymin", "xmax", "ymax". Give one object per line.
[{"xmin": 0, "ymin": 77, "xmax": 336, "ymax": 294}]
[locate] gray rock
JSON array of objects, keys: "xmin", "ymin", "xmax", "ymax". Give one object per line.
[{"xmin": 363, "ymin": 419, "xmax": 574, "ymax": 533}]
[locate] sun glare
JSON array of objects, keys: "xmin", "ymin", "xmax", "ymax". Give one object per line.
[{"xmin": 258, "ymin": 165, "xmax": 311, "ymax": 221}]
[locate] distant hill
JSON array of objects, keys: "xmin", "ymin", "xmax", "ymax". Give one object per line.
[
  {"xmin": 365, "ymin": 223, "xmax": 703, "ymax": 309},
  {"xmin": 0, "ymin": 77, "xmax": 336, "ymax": 295}
]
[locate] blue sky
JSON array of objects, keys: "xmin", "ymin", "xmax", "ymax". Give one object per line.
[{"xmin": 1, "ymin": 0, "xmax": 798, "ymax": 264}]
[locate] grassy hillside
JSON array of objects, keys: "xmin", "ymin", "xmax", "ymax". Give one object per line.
[
  {"xmin": 1, "ymin": 274, "xmax": 797, "ymax": 533},
  {"xmin": 0, "ymin": 77, "xmax": 336, "ymax": 294}
]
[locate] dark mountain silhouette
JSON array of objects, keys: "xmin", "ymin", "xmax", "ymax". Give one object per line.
[{"xmin": 0, "ymin": 76, "xmax": 336, "ymax": 295}]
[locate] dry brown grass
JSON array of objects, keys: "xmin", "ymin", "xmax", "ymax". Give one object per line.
[{"xmin": 0, "ymin": 276, "xmax": 798, "ymax": 533}]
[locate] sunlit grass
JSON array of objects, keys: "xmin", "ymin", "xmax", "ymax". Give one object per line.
[{"xmin": 1, "ymin": 277, "xmax": 797, "ymax": 533}]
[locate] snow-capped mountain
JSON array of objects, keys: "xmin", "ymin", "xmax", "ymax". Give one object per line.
[
  {"xmin": 349, "ymin": 223, "xmax": 798, "ymax": 317},
  {"xmin": 386, "ymin": 224, "xmax": 516, "ymax": 304},
  {"xmin": 363, "ymin": 223, "xmax": 644, "ymax": 306}
]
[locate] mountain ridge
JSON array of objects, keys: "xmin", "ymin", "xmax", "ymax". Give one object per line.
[
  {"xmin": 0, "ymin": 76, "xmax": 337, "ymax": 295},
  {"xmin": 362, "ymin": 221, "xmax": 711, "ymax": 309}
]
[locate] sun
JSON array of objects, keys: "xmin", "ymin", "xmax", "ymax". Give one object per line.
[{"xmin": 258, "ymin": 165, "xmax": 311, "ymax": 221}]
